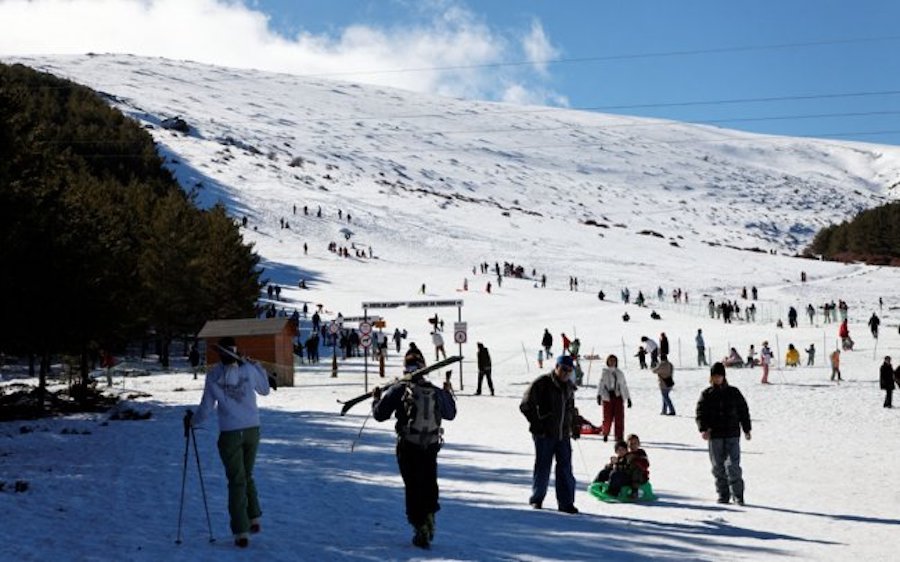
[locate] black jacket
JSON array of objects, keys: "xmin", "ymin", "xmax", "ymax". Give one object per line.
[
  {"xmin": 520, "ymin": 373, "xmax": 576, "ymax": 440},
  {"xmin": 477, "ymin": 346, "xmax": 491, "ymax": 371},
  {"xmin": 880, "ymin": 363, "xmax": 896, "ymax": 390},
  {"xmin": 695, "ymin": 383, "xmax": 751, "ymax": 439}
]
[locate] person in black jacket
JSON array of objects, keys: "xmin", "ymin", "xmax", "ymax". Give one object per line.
[
  {"xmin": 541, "ymin": 329, "xmax": 553, "ymax": 357},
  {"xmin": 520, "ymin": 355, "xmax": 579, "ymax": 514},
  {"xmin": 475, "ymin": 342, "xmax": 494, "ymax": 396},
  {"xmin": 879, "ymin": 356, "xmax": 895, "ymax": 408},
  {"xmin": 372, "ymin": 353, "xmax": 457, "ymax": 549},
  {"xmin": 696, "ymin": 362, "xmax": 752, "ymax": 505}
]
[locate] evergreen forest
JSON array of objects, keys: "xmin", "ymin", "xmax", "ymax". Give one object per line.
[
  {"xmin": 0, "ymin": 63, "xmax": 261, "ymax": 395},
  {"xmin": 804, "ymin": 200, "xmax": 900, "ymax": 266}
]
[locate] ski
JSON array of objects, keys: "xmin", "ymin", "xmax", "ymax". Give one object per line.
[{"xmin": 338, "ymin": 355, "xmax": 462, "ymax": 416}]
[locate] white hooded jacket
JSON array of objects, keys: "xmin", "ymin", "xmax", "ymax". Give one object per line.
[
  {"xmin": 597, "ymin": 366, "xmax": 631, "ymax": 402},
  {"xmin": 193, "ymin": 361, "xmax": 271, "ymax": 432}
]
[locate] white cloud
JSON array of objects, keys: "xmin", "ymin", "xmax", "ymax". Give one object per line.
[
  {"xmin": 501, "ymin": 83, "xmax": 570, "ymax": 107},
  {"xmin": 521, "ymin": 18, "xmax": 559, "ymax": 76},
  {"xmin": 0, "ymin": 0, "xmax": 565, "ymax": 105}
]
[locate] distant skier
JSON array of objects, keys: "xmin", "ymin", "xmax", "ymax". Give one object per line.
[{"xmin": 868, "ymin": 312, "xmax": 880, "ymax": 339}]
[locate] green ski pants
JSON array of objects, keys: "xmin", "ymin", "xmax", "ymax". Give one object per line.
[{"xmin": 217, "ymin": 426, "xmax": 261, "ymax": 534}]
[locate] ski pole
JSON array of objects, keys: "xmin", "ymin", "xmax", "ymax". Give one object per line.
[
  {"xmin": 574, "ymin": 438, "xmax": 590, "ymax": 478},
  {"xmin": 190, "ymin": 425, "xmax": 216, "ymax": 543},
  {"xmin": 175, "ymin": 410, "xmax": 192, "ymax": 545},
  {"xmin": 350, "ymin": 410, "xmax": 372, "ymax": 453}
]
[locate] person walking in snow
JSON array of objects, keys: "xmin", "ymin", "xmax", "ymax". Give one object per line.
[
  {"xmin": 372, "ymin": 353, "xmax": 457, "ymax": 549},
  {"xmin": 641, "ymin": 336, "xmax": 659, "ymax": 368},
  {"xmin": 695, "ymin": 362, "xmax": 751, "ymax": 505},
  {"xmin": 659, "ymin": 332, "xmax": 670, "ymax": 362},
  {"xmin": 597, "ymin": 354, "xmax": 631, "ymax": 443},
  {"xmin": 696, "ymin": 329, "xmax": 708, "ymax": 366},
  {"xmin": 541, "ymin": 329, "xmax": 553, "ymax": 357},
  {"xmin": 475, "ymin": 342, "xmax": 494, "ymax": 396},
  {"xmin": 869, "ymin": 312, "xmax": 881, "ymax": 339},
  {"xmin": 189, "ymin": 344, "xmax": 201, "ymax": 380},
  {"xmin": 431, "ymin": 330, "xmax": 446, "ymax": 361},
  {"xmin": 190, "ymin": 337, "xmax": 274, "ymax": 548},
  {"xmin": 560, "ymin": 332, "xmax": 572, "ymax": 355},
  {"xmin": 760, "ymin": 341, "xmax": 773, "ymax": 384},
  {"xmin": 653, "ymin": 357, "xmax": 676, "ymax": 416},
  {"xmin": 634, "ymin": 346, "xmax": 648, "ymax": 370},
  {"xmin": 520, "ymin": 355, "xmax": 580, "ymax": 514},
  {"xmin": 805, "ymin": 343, "xmax": 816, "ymax": 366},
  {"xmin": 830, "ymin": 348, "xmax": 842, "ymax": 381},
  {"xmin": 879, "ymin": 356, "xmax": 895, "ymax": 408}
]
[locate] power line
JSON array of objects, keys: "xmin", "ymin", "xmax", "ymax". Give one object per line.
[
  {"xmin": 300, "ymin": 34, "xmax": 900, "ymax": 78},
  {"xmin": 244, "ymin": 89, "xmax": 900, "ymax": 124}
]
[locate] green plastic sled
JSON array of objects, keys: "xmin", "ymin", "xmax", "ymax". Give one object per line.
[{"xmin": 588, "ymin": 481, "xmax": 656, "ymax": 503}]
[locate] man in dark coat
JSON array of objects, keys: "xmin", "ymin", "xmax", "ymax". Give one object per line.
[
  {"xmin": 880, "ymin": 356, "xmax": 895, "ymax": 408},
  {"xmin": 475, "ymin": 342, "xmax": 494, "ymax": 396},
  {"xmin": 520, "ymin": 356, "xmax": 579, "ymax": 514},
  {"xmin": 659, "ymin": 332, "xmax": 670, "ymax": 362},
  {"xmin": 696, "ymin": 362, "xmax": 752, "ymax": 505}
]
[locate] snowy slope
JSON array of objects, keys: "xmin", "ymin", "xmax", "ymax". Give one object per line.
[{"xmin": 2, "ymin": 54, "xmax": 900, "ymax": 562}]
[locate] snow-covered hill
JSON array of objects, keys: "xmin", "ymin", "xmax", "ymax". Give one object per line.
[
  {"xmin": 4, "ymin": 53, "xmax": 900, "ymax": 562},
  {"xmin": 11, "ymin": 54, "xmax": 900, "ymax": 263}
]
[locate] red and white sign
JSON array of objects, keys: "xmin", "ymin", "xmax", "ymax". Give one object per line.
[
  {"xmin": 360, "ymin": 334, "xmax": 373, "ymax": 348},
  {"xmin": 453, "ymin": 322, "xmax": 468, "ymax": 344},
  {"xmin": 359, "ymin": 322, "xmax": 372, "ymax": 335}
]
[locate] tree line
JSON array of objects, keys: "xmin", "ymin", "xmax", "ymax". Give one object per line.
[
  {"xmin": 805, "ymin": 200, "xmax": 900, "ymax": 266},
  {"xmin": 0, "ymin": 63, "xmax": 261, "ymax": 395}
]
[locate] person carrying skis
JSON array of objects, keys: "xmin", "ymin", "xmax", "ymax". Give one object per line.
[
  {"xmin": 520, "ymin": 355, "xmax": 580, "ymax": 514},
  {"xmin": 190, "ymin": 337, "xmax": 274, "ymax": 548},
  {"xmin": 372, "ymin": 353, "xmax": 457, "ymax": 549}
]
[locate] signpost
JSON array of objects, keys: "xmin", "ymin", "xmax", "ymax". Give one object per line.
[{"xmin": 362, "ymin": 299, "xmax": 466, "ymax": 390}]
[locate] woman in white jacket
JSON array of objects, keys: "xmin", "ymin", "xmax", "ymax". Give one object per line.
[
  {"xmin": 192, "ymin": 337, "xmax": 272, "ymax": 548},
  {"xmin": 597, "ymin": 355, "xmax": 631, "ymax": 442}
]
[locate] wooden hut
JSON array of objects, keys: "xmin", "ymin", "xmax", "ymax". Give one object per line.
[{"xmin": 198, "ymin": 317, "xmax": 296, "ymax": 387}]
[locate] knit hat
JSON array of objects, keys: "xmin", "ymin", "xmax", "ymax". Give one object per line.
[
  {"xmin": 556, "ymin": 355, "xmax": 575, "ymax": 369},
  {"xmin": 710, "ymin": 362, "xmax": 727, "ymax": 377},
  {"xmin": 404, "ymin": 353, "xmax": 426, "ymax": 374}
]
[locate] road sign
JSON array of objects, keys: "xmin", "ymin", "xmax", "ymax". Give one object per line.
[
  {"xmin": 453, "ymin": 322, "xmax": 468, "ymax": 344},
  {"xmin": 360, "ymin": 334, "xmax": 372, "ymax": 348},
  {"xmin": 329, "ymin": 321, "xmax": 339, "ymax": 335},
  {"xmin": 359, "ymin": 322, "xmax": 372, "ymax": 335}
]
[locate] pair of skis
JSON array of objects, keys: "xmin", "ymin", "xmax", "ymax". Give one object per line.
[{"xmin": 338, "ymin": 355, "xmax": 462, "ymax": 415}]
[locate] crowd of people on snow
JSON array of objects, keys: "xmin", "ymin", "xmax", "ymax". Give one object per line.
[{"xmin": 187, "ymin": 236, "xmax": 900, "ymax": 551}]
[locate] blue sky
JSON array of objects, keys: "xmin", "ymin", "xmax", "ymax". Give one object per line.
[
  {"xmin": 252, "ymin": 0, "xmax": 900, "ymax": 144},
  {"xmin": 2, "ymin": 0, "xmax": 898, "ymax": 144}
]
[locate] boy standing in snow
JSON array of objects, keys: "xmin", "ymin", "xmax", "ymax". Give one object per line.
[
  {"xmin": 695, "ymin": 362, "xmax": 751, "ymax": 505},
  {"xmin": 372, "ymin": 353, "xmax": 457, "ymax": 549},
  {"xmin": 191, "ymin": 337, "xmax": 274, "ymax": 548}
]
